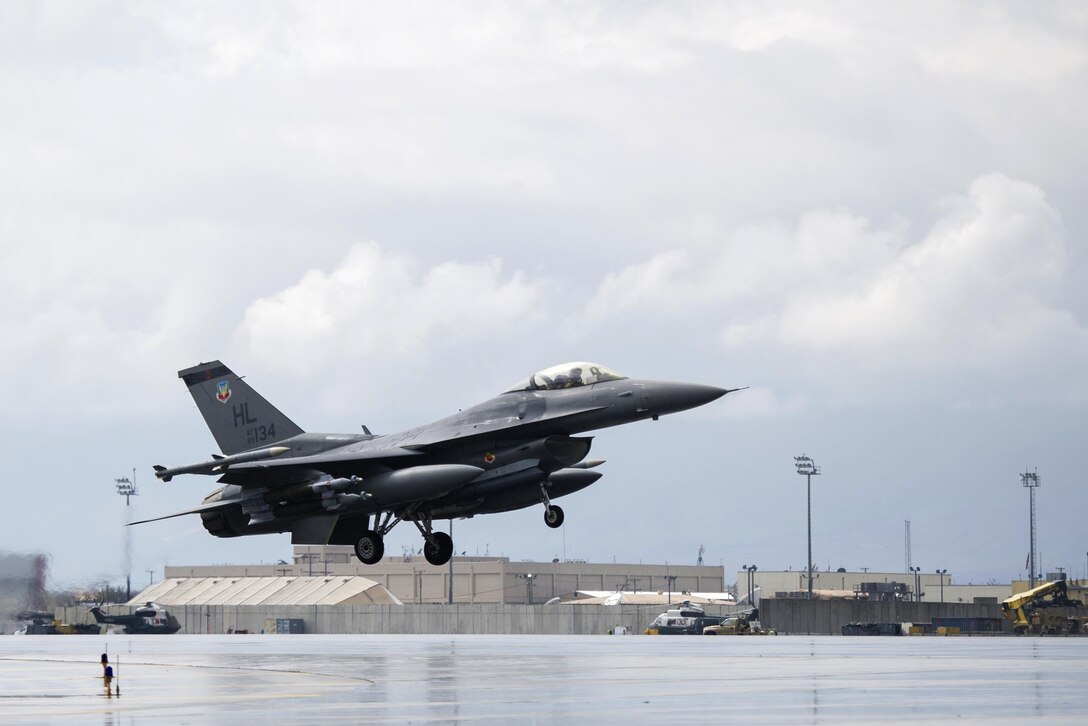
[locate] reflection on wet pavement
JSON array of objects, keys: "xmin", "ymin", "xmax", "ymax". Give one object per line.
[{"xmin": 1, "ymin": 634, "xmax": 1086, "ymax": 723}]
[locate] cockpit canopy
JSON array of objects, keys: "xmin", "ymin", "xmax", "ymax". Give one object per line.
[{"xmin": 505, "ymin": 362, "xmax": 627, "ymax": 392}]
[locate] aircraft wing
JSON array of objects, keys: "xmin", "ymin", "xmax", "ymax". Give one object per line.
[
  {"xmin": 165, "ymin": 404, "xmax": 609, "ymax": 484},
  {"xmin": 222, "ymin": 407, "xmax": 610, "ymax": 475},
  {"xmin": 401, "ymin": 405, "xmax": 611, "ymax": 451},
  {"xmin": 225, "ymin": 446, "xmax": 423, "ymax": 473}
]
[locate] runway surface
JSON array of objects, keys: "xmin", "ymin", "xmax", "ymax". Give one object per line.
[{"xmin": 1, "ymin": 634, "xmax": 1085, "ymax": 723}]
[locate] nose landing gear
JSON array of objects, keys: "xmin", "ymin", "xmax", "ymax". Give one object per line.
[
  {"xmin": 544, "ymin": 505, "xmax": 564, "ymax": 529},
  {"xmin": 540, "ymin": 482, "xmax": 565, "ymax": 529}
]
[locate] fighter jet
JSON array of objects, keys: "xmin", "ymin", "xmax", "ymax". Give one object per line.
[{"xmin": 137, "ymin": 361, "xmax": 737, "ymax": 566}]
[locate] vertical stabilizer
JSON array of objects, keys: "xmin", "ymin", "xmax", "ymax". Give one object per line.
[{"xmin": 178, "ymin": 361, "xmax": 304, "ymax": 455}]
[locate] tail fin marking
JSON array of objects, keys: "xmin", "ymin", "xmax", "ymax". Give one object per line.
[{"xmin": 177, "ymin": 360, "xmax": 304, "ymax": 455}]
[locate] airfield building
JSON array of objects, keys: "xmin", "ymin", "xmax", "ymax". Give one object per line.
[
  {"xmin": 163, "ymin": 546, "xmax": 726, "ymax": 605},
  {"xmin": 735, "ymin": 569, "xmax": 1011, "ymax": 605}
]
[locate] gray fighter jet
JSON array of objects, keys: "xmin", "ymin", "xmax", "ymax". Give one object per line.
[{"xmin": 138, "ymin": 361, "xmax": 736, "ymax": 566}]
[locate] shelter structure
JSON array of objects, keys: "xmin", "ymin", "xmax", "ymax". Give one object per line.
[
  {"xmin": 564, "ymin": 591, "xmax": 735, "ymax": 606},
  {"xmin": 129, "ymin": 575, "xmax": 401, "ymax": 607}
]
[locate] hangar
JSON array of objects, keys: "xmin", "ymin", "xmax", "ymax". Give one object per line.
[{"xmin": 131, "ymin": 574, "xmax": 402, "ymax": 607}]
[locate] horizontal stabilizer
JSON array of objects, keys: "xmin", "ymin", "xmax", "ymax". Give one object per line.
[{"xmin": 128, "ymin": 498, "xmax": 238, "ymax": 526}]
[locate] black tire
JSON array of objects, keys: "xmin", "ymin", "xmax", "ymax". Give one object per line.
[
  {"xmin": 544, "ymin": 505, "xmax": 565, "ymax": 529},
  {"xmin": 354, "ymin": 531, "xmax": 385, "ymax": 564},
  {"xmin": 424, "ymin": 530, "xmax": 454, "ymax": 566}
]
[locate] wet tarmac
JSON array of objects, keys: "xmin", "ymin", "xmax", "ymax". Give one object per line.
[{"xmin": 1, "ymin": 634, "xmax": 1085, "ymax": 723}]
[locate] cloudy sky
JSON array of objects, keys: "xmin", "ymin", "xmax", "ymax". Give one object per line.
[{"xmin": 2, "ymin": 1, "xmax": 1085, "ymax": 589}]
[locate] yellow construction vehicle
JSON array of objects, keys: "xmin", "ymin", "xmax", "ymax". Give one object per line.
[
  {"xmin": 702, "ymin": 615, "xmax": 752, "ymax": 635},
  {"xmin": 1002, "ymin": 579, "xmax": 1085, "ymax": 635}
]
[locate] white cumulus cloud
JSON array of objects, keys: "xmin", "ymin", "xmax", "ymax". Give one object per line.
[
  {"xmin": 586, "ymin": 174, "xmax": 1086, "ymax": 403},
  {"xmin": 238, "ymin": 242, "xmax": 550, "ymax": 375},
  {"xmin": 778, "ymin": 174, "xmax": 1077, "ymax": 372}
]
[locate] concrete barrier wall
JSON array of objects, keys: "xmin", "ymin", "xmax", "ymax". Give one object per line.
[
  {"xmin": 60, "ymin": 600, "xmax": 1007, "ymax": 635},
  {"xmin": 761, "ymin": 599, "xmax": 1009, "ymax": 635},
  {"xmin": 60, "ymin": 603, "xmax": 741, "ymax": 635}
]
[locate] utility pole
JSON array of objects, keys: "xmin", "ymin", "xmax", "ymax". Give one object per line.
[
  {"xmin": 115, "ymin": 469, "xmax": 138, "ymax": 601},
  {"xmin": 794, "ymin": 455, "xmax": 821, "ymax": 601},
  {"xmin": 1021, "ymin": 469, "xmax": 1041, "ymax": 589},
  {"xmin": 904, "ymin": 520, "xmax": 912, "ymax": 573}
]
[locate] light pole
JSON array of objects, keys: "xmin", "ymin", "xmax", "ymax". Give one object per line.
[
  {"xmin": 742, "ymin": 564, "xmax": 757, "ymax": 607},
  {"xmin": 519, "ymin": 573, "xmax": 535, "ymax": 604},
  {"xmin": 909, "ymin": 566, "xmax": 921, "ymax": 602},
  {"xmin": 1021, "ymin": 469, "xmax": 1041, "ymax": 589},
  {"xmin": 115, "ymin": 470, "xmax": 138, "ymax": 601},
  {"xmin": 936, "ymin": 569, "xmax": 947, "ymax": 604},
  {"xmin": 794, "ymin": 455, "xmax": 821, "ymax": 601}
]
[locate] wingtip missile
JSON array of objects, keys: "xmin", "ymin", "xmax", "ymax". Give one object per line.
[
  {"xmin": 154, "ymin": 445, "xmax": 293, "ymax": 481},
  {"xmin": 569, "ymin": 459, "xmax": 606, "ymax": 469}
]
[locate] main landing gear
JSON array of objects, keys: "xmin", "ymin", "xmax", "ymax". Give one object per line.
[
  {"xmin": 354, "ymin": 511, "xmax": 396, "ymax": 565},
  {"xmin": 412, "ymin": 515, "xmax": 454, "ymax": 566},
  {"xmin": 423, "ymin": 531, "xmax": 454, "ymax": 566},
  {"xmin": 354, "ymin": 530, "xmax": 385, "ymax": 565},
  {"xmin": 352, "ymin": 512, "xmax": 455, "ymax": 567}
]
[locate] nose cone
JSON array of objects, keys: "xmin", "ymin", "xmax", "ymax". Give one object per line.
[{"xmin": 646, "ymin": 381, "xmax": 730, "ymax": 416}]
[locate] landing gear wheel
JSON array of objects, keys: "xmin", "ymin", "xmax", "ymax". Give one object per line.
[
  {"xmin": 354, "ymin": 530, "xmax": 385, "ymax": 564},
  {"xmin": 423, "ymin": 531, "xmax": 454, "ymax": 566},
  {"xmin": 544, "ymin": 505, "xmax": 565, "ymax": 529}
]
